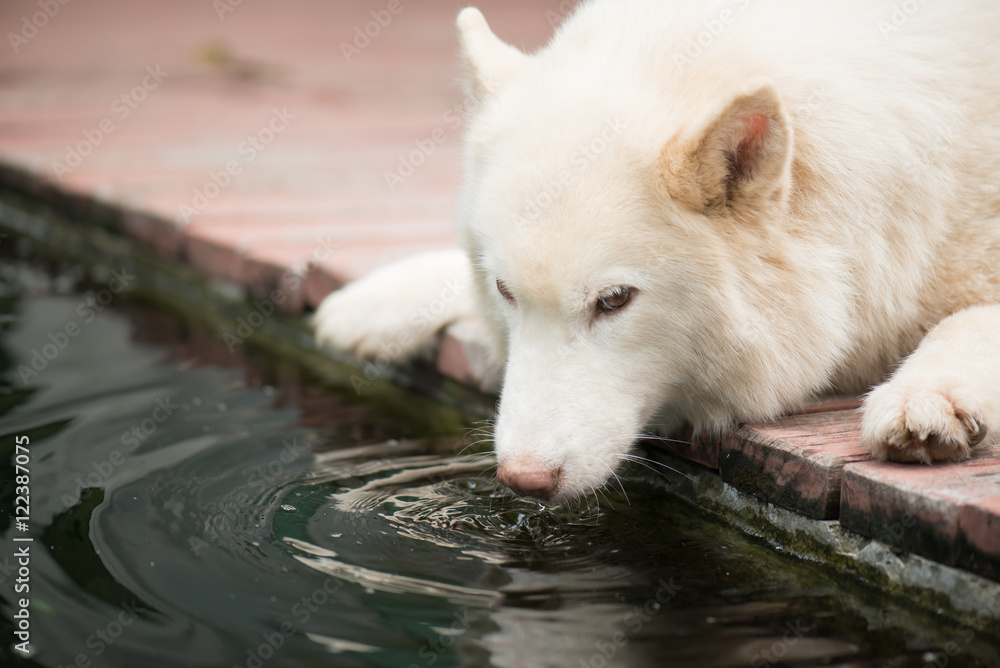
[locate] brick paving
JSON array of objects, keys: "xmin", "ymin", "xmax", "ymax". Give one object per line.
[{"xmin": 1, "ymin": 0, "xmax": 997, "ymax": 582}]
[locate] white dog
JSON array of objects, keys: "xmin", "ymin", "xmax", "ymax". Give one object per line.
[{"xmin": 315, "ymin": 0, "xmax": 1000, "ymax": 502}]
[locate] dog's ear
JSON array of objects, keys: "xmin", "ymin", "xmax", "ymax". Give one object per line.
[
  {"xmin": 659, "ymin": 79, "xmax": 792, "ymax": 216},
  {"xmin": 457, "ymin": 7, "xmax": 528, "ymax": 103}
]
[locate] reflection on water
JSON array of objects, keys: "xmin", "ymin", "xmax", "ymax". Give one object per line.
[{"xmin": 0, "ymin": 258, "xmax": 997, "ymax": 668}]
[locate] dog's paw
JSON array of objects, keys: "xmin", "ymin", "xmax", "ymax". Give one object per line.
[
  {"xmin": 861, "ymin": 380, "xmax": 986, "ymax": 464},
  {"xmin": 313, "ymin": 249, "xmax": 474, "ymax": 362},
  {"xmin": 313, "ymin": 282, "xmax": 428, "ymax": 361}
]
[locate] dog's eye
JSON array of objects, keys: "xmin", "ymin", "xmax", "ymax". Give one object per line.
[
  {"xmin": 496, "ymin": 279, "xmax": 515, "ymax": 304},
  {"xmin": 596, "ymin": 286, "xmax": 634, "ymax": 314}
]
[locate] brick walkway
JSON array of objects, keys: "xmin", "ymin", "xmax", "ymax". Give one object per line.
[{"xmin": 1, "ymin": 0, "xmax": 997, "ymax": 583}]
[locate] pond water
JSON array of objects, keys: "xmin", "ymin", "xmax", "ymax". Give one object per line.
[{"xmin": 0, "ymin": 256, "xmax": 997, "ymax": 668}]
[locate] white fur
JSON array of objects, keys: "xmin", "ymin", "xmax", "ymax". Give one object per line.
[
  {"xmin": 313, "ymin": 249, "xmax": 475, "ymax": 361},
  {"xmin": 315, "ymin": 0, "xmax": 1000, "ymax": 501}
]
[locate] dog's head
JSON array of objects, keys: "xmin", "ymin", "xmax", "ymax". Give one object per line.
[{"xmin": 455, "ymin": 7, "xmax": 840, "ymax": 502}]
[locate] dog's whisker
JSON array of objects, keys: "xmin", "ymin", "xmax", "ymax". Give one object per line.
[
  {"xmin": 591, "ymin": 487, "xmax": 606, "ymax": 524},
  {"xmin": 615, "ymin": 452, "xmax": 694, "ymax": 482},
  {"xmin": 459, "ymin": 438, "xmax": 496, "ymax": 453},
  {"xmin": 633, "ymin": 433, "xmax": 695, "ymax": 447},
  {"xmin": 597, "ymin": 459, "xmax": 630, "ymax": 505}
]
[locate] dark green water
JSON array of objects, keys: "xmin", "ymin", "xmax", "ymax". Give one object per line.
[{"xmin": 0, "ymin": 257, "xmax": 997, "ymax": 668}]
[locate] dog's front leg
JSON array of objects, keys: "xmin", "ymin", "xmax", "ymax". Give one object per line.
[
  {"xmin": 313, "ymin": 248, "xmax": 477, "ymax": 361},
  {"xmin": 861, "ymin": 304, "xmax": 1000, "ymax": 463}
]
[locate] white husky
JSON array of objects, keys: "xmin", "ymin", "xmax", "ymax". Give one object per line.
[{"xmin": 315, "ymin": 0, "xmax": 1000, "ymax": 501}]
